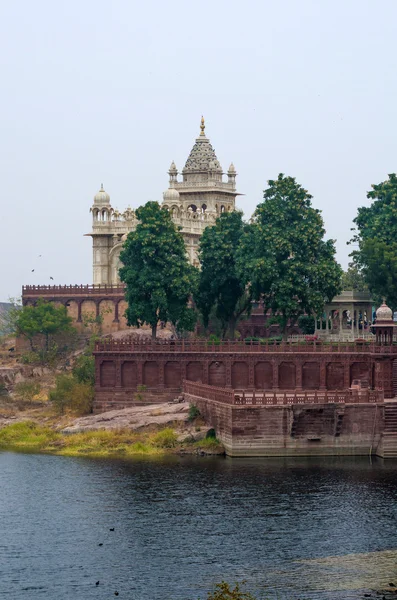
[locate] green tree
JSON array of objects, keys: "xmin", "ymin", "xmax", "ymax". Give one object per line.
[
  {"xmin": 196, "ymin": 212, "xmax": 252, "ymax": 339},
  {"xmin": 11, "ymin": 299, "xmax": 74, "ymax": 354},
  {"xmin": 119, "ymin": 201, "xmax": 198, "ymax": 338},
  {"xmin": 49, "ymin": 374, "xmax": 93, "ymax": 415},
  {"xmin": 239, "ymin": 174, "xmax": 342, "ymax": 338},
  {"xmin": 72, "ymin": 353, "xmax": 95, "ymax": 385},
  {"xmin": 297, "ymin": 314, "xmax": 315, "ymax": 334},
  {"xmin": 350, "ymin": 173, "xmax": 397, "ymax": 307},
  {"xmin": 341, "ymin": 262, "xmax": 368, "ymax": 292}
]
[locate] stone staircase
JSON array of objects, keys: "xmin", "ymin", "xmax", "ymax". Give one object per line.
[{"xmin": 382, "ymin": 402, "xmax": 397, "ymax": 458}]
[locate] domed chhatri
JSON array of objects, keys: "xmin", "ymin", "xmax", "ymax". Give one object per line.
[
  {"xmin": 168, "ymin": 161, "xmax": 178, "ymax": 174},
  {"xmin": 376, "ymin": 300, "xmax": 393, "ymax": 322},
  {"xmin": 94, "ymin": 183, "xmax": 110, "ymax": 205},
  {"xmin": 163, "ymin": 188, "xmax": 180, "ymax": 202}
]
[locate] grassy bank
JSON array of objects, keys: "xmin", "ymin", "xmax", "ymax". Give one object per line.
[{"xmin": 0, "ymin": 421, "xmax": 224, "ymax": 458}]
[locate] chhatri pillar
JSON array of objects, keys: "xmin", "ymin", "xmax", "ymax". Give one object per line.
[{"xmin": 372, "ymin": 300, "xmax": 397, "ymax": 345}]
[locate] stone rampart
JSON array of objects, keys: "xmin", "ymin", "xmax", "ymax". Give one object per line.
[
  {"xmin": 93, "ymin": 340, "xmax": 397, "ymax": 412},
  {"xmin": 183, "ymin": 381, "xmax": 385, "ymax": 457}
]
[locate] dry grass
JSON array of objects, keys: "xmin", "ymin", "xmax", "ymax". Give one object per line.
[{"xmin": 0, "ymin": 420, "xmax": 224, "ymax": 458}]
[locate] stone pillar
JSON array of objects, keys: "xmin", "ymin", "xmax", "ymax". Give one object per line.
[
  {"xmin": 374, "ymin": 360, "xmax": 383, "ymax": 390},
  {"xmin": 344, "ymin": 361, "xmax": 350, "ymax": 389},
  {"xmin": 339, "ymin": 306, "xmax": 343, "ymax": 335},
  {"xmin": 296, "ymin": 360, "xmax": 303, "ymax": 390},
  {"xmin": 158, "ymin": 360, "xmax": 165, "ymax": 390},
  {"xmin": 225, "ymin": 359, "xmax": 232, "ymax": 388},
  {"xmin": 320, "ymin": 359, "xmax": 326, "ymax": 390},
  {"xmin": 77, "ymin": 301, "xmax": 83, "ymax": 323},
  {"xmin": 273, "ymin": 360, "xmax": 279, "ymax": 390},
  {"xmin": 137, "ymin": 361, "xmax": 143, "ymax": 386},
  {"xmin": 115, "ymin": 358, "xmax": 122, "ymax": 388},
  {"xmin": 113, "ymin": 300, "xmax": 119, "ymax": 323},
  {"xmin": 203, "ymin": 361, "xmax": 209, "ymax": 385},
  {"xmin": 248, "ymin": 361, "xmax": 255, "ymax": 388},
  {"xmin": 95, "ymin": 357, "xmax": 101, "ymax": 388}
]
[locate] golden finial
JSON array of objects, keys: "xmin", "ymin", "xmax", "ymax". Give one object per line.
[{"xmin": 200, "ymin": 115, "xmax": 205, "ymax": 136}]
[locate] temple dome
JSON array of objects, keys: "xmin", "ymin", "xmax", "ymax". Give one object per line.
[
  {"xmin": 182, "ymin": 118, "xmax": 223, "ymax": 174},
  {"xmin": 228, "ymin": 162, "xmax": 236, "ymax": 173},
  {"xmin": 376, "ymin": 301, "xmax": 393, "ymax": 321},
  {"xmin": 163, "ymin": 188, "xmax": 180, "ymax": 202},
  {"xmin": 94, "ymin": 184, "xmax": 110, "ymax": 205},
  {"xmin": 168, "ymin": 161, "xmax": 178, "ymax": 174}
]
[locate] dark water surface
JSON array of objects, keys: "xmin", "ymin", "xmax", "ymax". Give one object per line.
[{"xmin": 1, "ymin": 452, "xmax": 397, "ymax": 599}]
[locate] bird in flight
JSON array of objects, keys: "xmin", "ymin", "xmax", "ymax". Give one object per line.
[
  {"xmin": 31, "ymin": 269, "xmax": 34, "ymax": 272},
  {"xmin": 50, "ymin": 277, "xmax": 54, "ymax": 280}
]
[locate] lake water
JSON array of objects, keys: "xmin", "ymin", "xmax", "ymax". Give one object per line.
[{"xmin": 0, "ymin": 452, "xmax": 397, "ymax": 600}]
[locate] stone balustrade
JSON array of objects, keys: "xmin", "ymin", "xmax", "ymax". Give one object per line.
[
  {"xmin": 94, "ymin": 338, "xmax": 397, "ymax": 354},
  {"xmin": 183, "ymin": 379, "xmax": 384, "ymax": 406}
]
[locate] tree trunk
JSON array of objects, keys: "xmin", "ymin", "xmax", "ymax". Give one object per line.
[
  {"xmin": 227, "ymin": 316, "xmax": 237, "ymax": 340},
  {"xmin": 281, "ymin": 314, "xmax": 289, "ymax": 341},
  {"xmin": 151, "ymin": 324, "xmax": 157, "ymax": 339}
]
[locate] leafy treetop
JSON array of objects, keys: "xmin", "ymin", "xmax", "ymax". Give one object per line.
[
  {"xmin": 119, "ymin": 201, "xmax": 197, "ymax": 338},
  {"xmin": 238, "ymin": 174, "xmax": 342, "ymax": 336},
  {"xmin": 351, "ymin": 173, "xmax": 397, "ymax": 307},
  {"xmin": 196, "ymin": 211, "xmax": 252, "ymax": 339},
  {"xmin": 11, "ymin": 298, "xmax": 74, "ymax": 353}
]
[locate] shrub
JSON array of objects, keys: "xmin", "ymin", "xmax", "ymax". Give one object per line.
[
  {"xmin": 151, "ymin": 428, "xmax": 178, "ymax": 448},
  {"xmin": 14, "ymin": 380, "xmax": 41, "ymax": 403},
  {"xmin": 298, "ymin": 314, "xmax": 315, "ymax": 334},
  {"xmin": 244, "ymin": 337, "xmax": 260, "ymax": 343},
  {"xmin": 207, "ymin": 581, "xmax": 259, "ymax": 600},
  {"xmin": 188, "ymin": 404, "xmax": 201, "ymax": 422},
  {"xmin": 49, "ymin": 374, "xmax": 93, "ymax": 415},
  {"xmin": 72, "ymin": 354, "xmax": 95, "ymax": 385},
  {"xmin": 206, "ymin": 428, "xmax": 216, "ymax": 439}
]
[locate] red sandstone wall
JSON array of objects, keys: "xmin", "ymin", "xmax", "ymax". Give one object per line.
[{"xmin": 185, "ymin": 393, "xmax": 384, "ymax": 457}]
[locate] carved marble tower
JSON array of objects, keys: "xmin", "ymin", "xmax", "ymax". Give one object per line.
[{"xmin": 89, "ymin": 118, "xmax": 240, "ymax": 284}]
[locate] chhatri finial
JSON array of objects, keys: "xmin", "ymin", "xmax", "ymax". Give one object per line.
[
  {"xmin": 200, "ymin": 115, "xmax": 205, "ymax": 136},
  {"xmin": 100, "ymin": 183, "xmax": 104, "ymax": 190}
]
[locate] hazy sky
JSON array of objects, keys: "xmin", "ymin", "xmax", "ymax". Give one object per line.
[{"xmin": 1, "ymin": 0, "xmax": 396, "ymax": 301}]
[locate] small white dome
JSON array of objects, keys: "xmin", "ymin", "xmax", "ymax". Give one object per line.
[
  {"xmin": 94, "ymin": 183, "xmax": 110, "ymax": 204},
  {"xmin": 228, "ymin": 162, "xmax": 236, "ymax": 173},
  {"xmin": 163, "ymin": 188, "xmax": 180, "ymax": 202},
  {"xmin": 169, "ymin": 161, "xmax": 178, "ymax": 174},
  {"xmin": 376, "ymin": 301, "xmax": 393, "ymax": 321}
]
